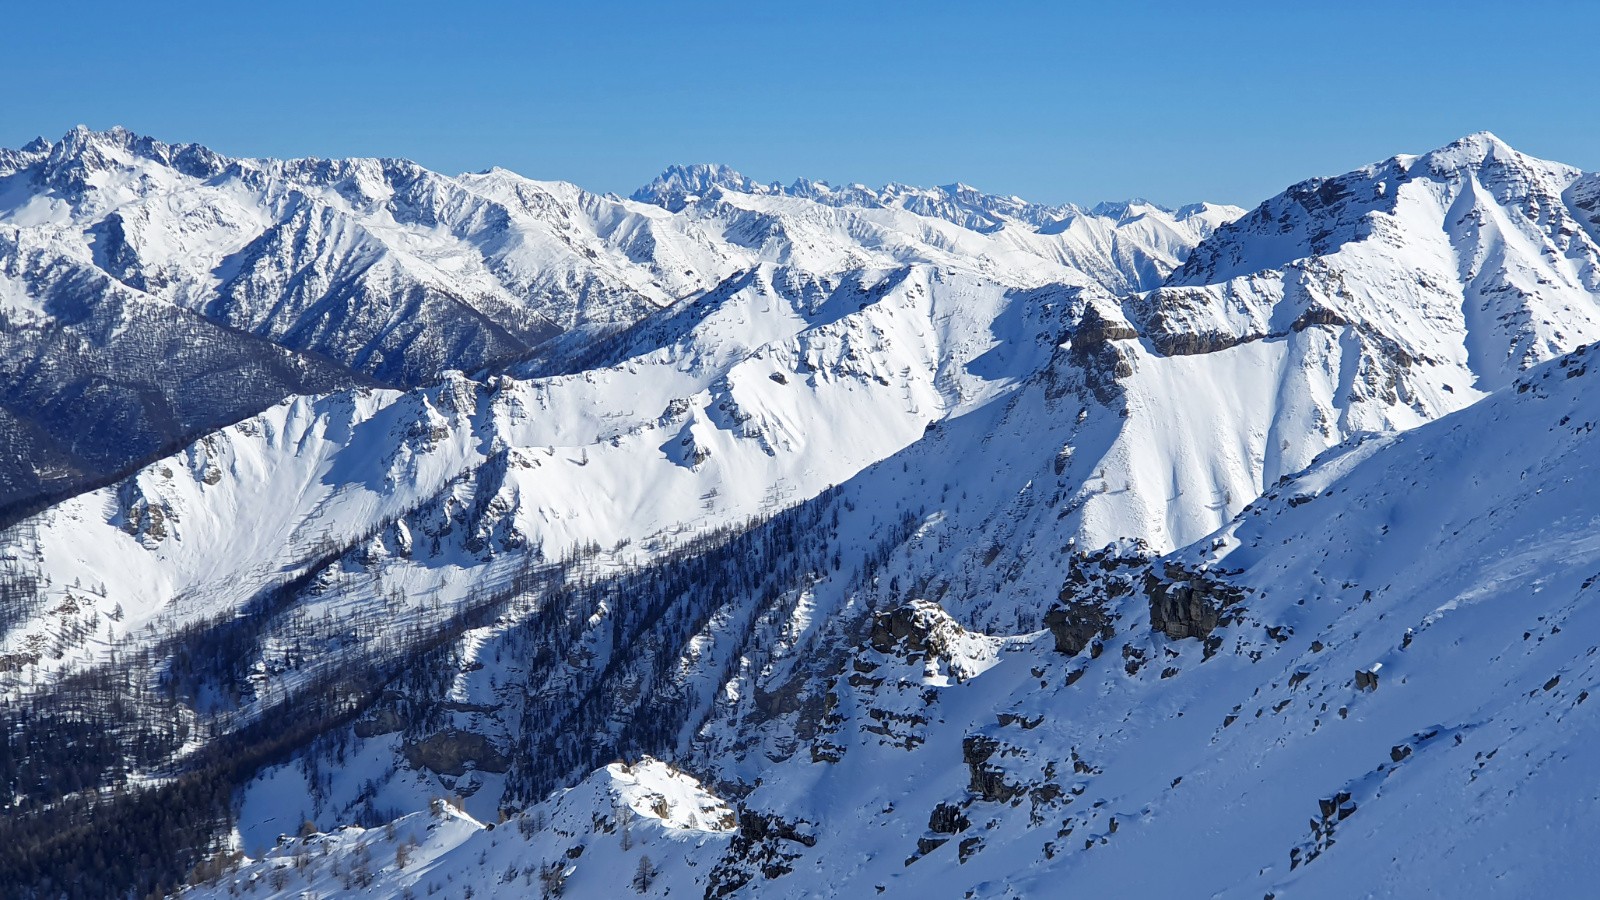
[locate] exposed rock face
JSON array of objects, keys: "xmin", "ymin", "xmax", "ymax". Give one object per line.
[
  {"xmin": 866, "ymin": 599, "xmax": 1000, "ymax": 684},
  {"xmin": 1045, "ymin": 543, "xmax": 1147, "ymax": 655},
  {"xmin": 1134, "ymin": 286, "xmax": 1265, "ymax": 358},
  {"xmin": 705, "ymin": 810, "xmax": 819, "ymax": 898},
  {"xmin": 857, "ymin": 600, "xmax": 1005, "ymax": 754},
  {"xmin": 1072, "ymin": 300, "xmax": 1139, "ymax": 347},
  {"xmin": 963, "ymin": 735, "xmax": 1023, "ymax": 804},
  {"xmin": 1145, "ymin": 563, "xmax": 1248, "ymax": 641},
  {"xmin": 1044, "ymin": 602, "xmax": 1111, "ymax": 657},
  {"xmin": 868, "ymin": 602, "xmax": 941, "ymax": 654},
  {"xmin": 400, "ymin": 729, "xmax": 510, "ymax": 776},
  {"xmin": 1059, "ymin": 296, "xmax": 1141, "ymax": 404},
  {"xmin": 929, "ymin": 801, "xmax": 971, "ymax": 835}
]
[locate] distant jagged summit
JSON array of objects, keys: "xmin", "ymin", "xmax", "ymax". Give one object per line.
[{"xmin": 630, "ymin": 162, "xmax": 772, "ymax": 208}]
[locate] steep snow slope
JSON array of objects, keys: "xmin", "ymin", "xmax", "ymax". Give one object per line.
[
  {"xmin": 679, "ymin": 340, "xmax": 1600, "ymax": 900},
  {"xmin": 188, "ymin": 340, "xmax": 1600, "ymax": 899},
  {"xmin": 0, "ymin": 222, "xmax": 358, "ymax": 524},
  {"xmin": 692, "ymin": 338, "xmax": 1600, "ymax": 899}
]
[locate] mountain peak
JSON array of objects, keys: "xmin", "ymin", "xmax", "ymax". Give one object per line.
[
  {"xmin": 630, "ymin": 163, "xmax": 771, "ymax": 205},
  {"xmin": 1089, "ymin": 198, "xmax": 1171, "ymax": 220},
  {"xmin": 1452, "ymin": 129, "xmax": 1512, "ymax": 151},
  {"xmin": 29, "ymin": 125, "xmax": 230, "ymax": 185},
  {"xmin": 1427, "ymin": 128, "xmax": 1548, "ymax": 174}
]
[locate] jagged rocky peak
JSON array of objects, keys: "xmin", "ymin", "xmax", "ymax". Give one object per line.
[
  {"xmin": 874, "ymin": 180, "xmax": 1081, "ymax": 232},
  {"xmin": 0, "ymin": 124, "xmax": 434, "ymax": 208},
  {"xmin": 1169, "ymin": 130, "xmax": 1597, "ymax": 288},
  {"xmin": 15, "ymin": 125, "xmax": 230, "ymax": 188},
  {"xmin": 631, "ymin": 162, "xmax": 775, "ymax": 205}
]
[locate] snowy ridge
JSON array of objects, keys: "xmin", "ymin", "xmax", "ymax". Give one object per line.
[
  {"xmin": 1153, "ymin": 132, "xmax": 1600, "ymax": 391},
  {"xmin": 210, "ymin": 758, "xmax": 731, "ymax": 898},
  {"xmin": 634, "ymin": 162, "xmax": 1245, "ymax": 291}
]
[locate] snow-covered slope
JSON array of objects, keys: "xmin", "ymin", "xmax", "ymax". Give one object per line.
[
  {"xmin": 6, "ymin": 132, "xmax": 1596, "ymax": 739},
  {"xmin": 0, "ymin": 221, "xmax": 358, "ymax": 523},
  {"xmin": 203, "ymin": 757, "xmax": 733, "ymax": 899},
  {"xmin": 673, "ymin": 337, "xmax": 1600, "ymax": 899},
  {"xmin": 748, "ymin": 335, "xmax": 1600, "ymax": 899},
  {"xmin": 5, "ymin": 132, "xmax": 1600, "ymax": 900},
  {"xmin": 184, "ymin": 336, "xmax": 1600, "ymax": 900}
]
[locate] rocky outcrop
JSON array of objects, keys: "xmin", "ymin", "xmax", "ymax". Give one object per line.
[
  {"xmin": 1044, "ymin": 602, "xmax": 1111, "ymax": 657},
  {"xmin": 963, "ymin": 735, "xmax": 1024, "ymax": 804},
  {"xmin": 1072, "ymin": 301, "xmax": 1139, "ymax": 346},
  {"xmin": 1145, "ymin": 563, "xmax": 1248, "ymax": 642},
  {"xmin": 1046, "ymin": 544, "xmax": 1147, "ymax": 655},
  {"xmin": 866, "ymin": 599, "xmax": 999, "ymax": 684},
  {"xmin": 1292, "ymin": 790, "xmax": 1357, "ymax": 871},
  {"xmin": 868, "ymin": 602, "xmax": 940, "ymax": 654},
  {"xmin": 1056, "ymin": 298, "xmax": 1141, "ymax": 404},
  {"xmin": 400, "ymin": 729, "xmax": 510, "ymax": 777},
  {"xmin": 929, "ymin": 801, "xmax": 971, "ymax": 835},
  {"xmin": 705, "ymin": 811, "xmax": 819, "ymax": 898}
]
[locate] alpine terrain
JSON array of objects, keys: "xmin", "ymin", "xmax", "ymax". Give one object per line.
[{"xmin": 2, "ymin": 128, "xmax": 1599, "ymax": 898}]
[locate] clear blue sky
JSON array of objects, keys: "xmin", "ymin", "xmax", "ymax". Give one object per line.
[{"xmin": 4, "ymin": 0, "xmax": 1595, "ymax": 208}]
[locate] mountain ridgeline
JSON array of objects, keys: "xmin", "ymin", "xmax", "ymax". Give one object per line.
[{"xmin": 1, "ymin": 130, "xmax": 1599, "ymax": 899}]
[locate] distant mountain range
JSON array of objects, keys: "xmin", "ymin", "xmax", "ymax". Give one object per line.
[{"xmin": 0, "ymin": 127, "xmax": 1241, "ymax": 523}]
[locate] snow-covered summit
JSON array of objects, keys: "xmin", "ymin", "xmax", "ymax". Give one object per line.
[
  {"xmin": 630, "ymin": 162, "xmax": 774, "ymax": 207},
  {"xmin": 1149, "ymin": 130, "xmax": 1600, "ymax": 399}
]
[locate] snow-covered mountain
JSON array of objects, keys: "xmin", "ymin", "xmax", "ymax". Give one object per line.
[
  {"xmin": 634, "ymin": 162, "xmax": 1241, "ymax": 292},
  {"xmin": 0, "ymin": 128, "xmax": 1238, "ymax": 523},
  {"xmin": 1155, "ymin": 132, "xmax": 1600, "ymax": 392},
  {"xmin": 2, "ymin": 131, "xmax": 1598, "ymax": 900}
]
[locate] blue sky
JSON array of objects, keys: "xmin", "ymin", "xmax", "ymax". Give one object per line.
[{"xmin": 4, "ymin": 0, "xmax": 1595, "ymax": 208}]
